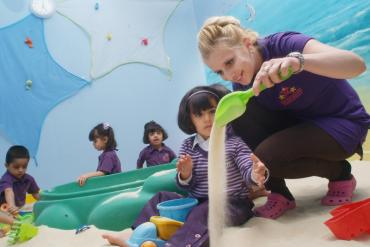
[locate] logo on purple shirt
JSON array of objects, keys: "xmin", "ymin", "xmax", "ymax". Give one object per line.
[{"xmin": 279, "ymin": 86, "xmax": 303, "ymax": 106}]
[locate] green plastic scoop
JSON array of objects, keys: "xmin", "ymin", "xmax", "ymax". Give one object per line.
[{"xmin": 215, "ymin": 68, "xmax": 292, "ymax": 127}]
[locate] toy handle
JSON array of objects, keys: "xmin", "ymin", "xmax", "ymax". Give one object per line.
[
  {"xmin": 278, "ymin": 66, "xmax": 293, "ymax": 81},
  {"xmin": 239, "ymin": 66, "xmax": 293, "ymax": 108},
  {"xmin": 254, "ymin": 66, "xmax": 293, "ymax": 99},
  {"xmin": 253, "ymin": 66, "xmax": 293, "ymax": 99}
]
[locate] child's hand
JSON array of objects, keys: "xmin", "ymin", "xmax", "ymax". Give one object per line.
[
  {"xmin": 251, "ymin": 154, "xmax": 268, "ymax": 187},
  {"xmin": 176, "ymin": 154, "xmax": 193, "ymax": 180},
  {"xmin": 77, "ymin": 175, "xmax": 88, "ymax": 186},
  {"xmin": 7, "ymin": 205, "xmax": 19, "ymax": 216}
]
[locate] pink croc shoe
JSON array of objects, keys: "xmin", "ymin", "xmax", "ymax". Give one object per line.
[
  {"xmin": 321, "ymin": 175, "xmax": 356, "ymax": 206},
  {"xmin": 254, "ymin": 193, "xmax": 296, "ymax": 219}
]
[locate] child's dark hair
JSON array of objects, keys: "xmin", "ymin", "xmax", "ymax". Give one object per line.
[
  {"xmin": 89, "ymin": 123, "xmax": 117, "ymax": 150},
  {"xmin": 5, "ymin": 145, "xmax": 30, "ymax": 165},
  {"xmin": 143, "ymin": 121, "xmax": 168, "ymax": 144},
  {"xmin": 178, "ymin": 85, "xmax": 229, "ymax": 134}
]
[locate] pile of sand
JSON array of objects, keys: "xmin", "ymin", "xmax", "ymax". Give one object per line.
[{"xmin": 0, "ymin": 161, "xmax": 369, "ymax": 247}]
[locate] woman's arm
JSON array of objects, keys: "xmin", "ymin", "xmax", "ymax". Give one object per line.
[
  {"xmin": 302, "ymin": 39, "xmax": 366, "ymax": 79},
  {"xmin": 253, "ymin": 37, "xmax": 366, "ymax": 95}
]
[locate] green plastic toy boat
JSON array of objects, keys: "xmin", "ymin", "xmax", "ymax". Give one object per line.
[{"xmin": 34, "ymin": 161, "xmax": 185, "ymax": 231}]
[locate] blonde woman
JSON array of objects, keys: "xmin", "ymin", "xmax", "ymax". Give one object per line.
[{"xmin": 198, "ymin": 16, "xmax": 370, "ymax": 219}]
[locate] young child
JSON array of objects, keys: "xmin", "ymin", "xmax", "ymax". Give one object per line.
[
  {"xmin": 136, "ymin": 121, "xmax": 176, "ymax": 169},
  {"xmin": 0, "ymin": 145, "xmax": 40, "ymax": 216},
  {"xmin": 102, "ymin": 85, "xmax": 267, "ymax": 247},
  {"xmin": 77, "ymin": 123, "xmax": 122, "ymax": 186}
]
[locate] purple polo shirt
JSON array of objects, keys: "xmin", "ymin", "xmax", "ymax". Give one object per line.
[
  {"xmin": 234, "ymin": 32, "xmax": 370, "ymax": 154},
  {"xmin": 0, "ymin": 171, "xmax": 39, "ymax": 207},
  {"xmin": 97, "ymin": 150, "xmax": 122, "ymax": 174},
  {"xmin": 136, "ymin": 144, "xmax": 176, "ymax": 169}
]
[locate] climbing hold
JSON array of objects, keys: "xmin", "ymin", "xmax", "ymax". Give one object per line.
[
  {"xmin": 25, "ymin": 80, "xmax": 33, "ymax": 90},
  {"xmin": 107, "ymin": 33, "xmax": 112, "ymax": 41},
  {"xmin": 141, "ymin": 38, "xmax": 149, "ymax": 46},
  {"xmin": 25, "ymin": 37, "xmax": 33, "ymax": 48}
]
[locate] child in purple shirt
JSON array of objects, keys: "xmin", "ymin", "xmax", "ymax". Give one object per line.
[
  {"xmin": 102, "ymin": 85, "xmax": 267, "ymax": 247},
  {"xmin": 137, "ymin": 121, "xmax": 176, "ymax": 169},
  {"xmin": 198, "ymin": 16, "xmax": 370, "ymax": 219},
  {"xmin": 77, "ymin": 123, "xmax": 122, "ymax": 186},
  {"xmin": 0, "ymin": 145, "xmax": 40, "ymax": 215}
]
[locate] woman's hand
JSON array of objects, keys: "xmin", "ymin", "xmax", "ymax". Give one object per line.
[
  {"xmin": 251, "ymin": 154, "xmax": 268, "ymax": 187},
  {"xmin": 252, "ymin": 57, "xmax": 298, "ymax": 96},
  {"xmin": 176, "ymin": 154, "xmax": 193, "ymax": 180}
]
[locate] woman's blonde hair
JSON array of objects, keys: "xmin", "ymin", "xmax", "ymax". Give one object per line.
[{"xmin": 198, "ymin": 16, "xmax": 258, "ymax": 59}]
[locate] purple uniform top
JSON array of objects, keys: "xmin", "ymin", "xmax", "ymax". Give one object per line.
[
  {"xmin": 97, "ymin": 150, "xmax": 122, "ymax": 174},
  {"xmin": 0, "ymin": 171, "xmax": 40, "ymax": 207},
  {"xmin": 234, "ymin": 32, "xmax": 370, "ymax": 154},
  {"xmin": 176, "ymin": 134, "xmax": 254, "ymax": 199},
  {"xmin": 136, "ymin": 144, "xmax": 176, "ymax": 169}
]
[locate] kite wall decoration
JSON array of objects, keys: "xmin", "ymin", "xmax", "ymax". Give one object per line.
[{"xmin": 0, "ymin": 15, "xmax": 88, "ymax": 159}]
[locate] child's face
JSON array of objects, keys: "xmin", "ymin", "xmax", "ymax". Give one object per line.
[
  {"xmin": 148, "ymin": 131, "xmax": 163, "ymax": 146},
  {"xmin": 92, "ymin": 137, "xmax": 108, "ymax": 151},
  {"xmin": 6, "ymin": 158, "xmax": 29, "ymax": 179},
  {"xmin": 190, "ymin": 99, "xmax": 217, "ymax": 139}
]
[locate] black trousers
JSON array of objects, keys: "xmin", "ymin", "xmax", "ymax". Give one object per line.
[{"xmin": 231, "ymin": 97, "xmax": 355, "ymax": 200}]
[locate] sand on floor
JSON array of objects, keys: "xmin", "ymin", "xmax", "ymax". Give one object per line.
[{"xmin": 0, "ymin": 161, "xmax": 369, "ymax": 247}]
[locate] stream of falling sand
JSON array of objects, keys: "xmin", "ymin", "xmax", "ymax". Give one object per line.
[{"xmin": 208, "ymin": 124, "xmax": 227, "ymax": 247}]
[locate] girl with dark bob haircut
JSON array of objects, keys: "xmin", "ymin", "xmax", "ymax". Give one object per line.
[
  {"xmin": 137, "ymin": 121, "xmax": 176, "ymax": 169},
  {"xmin": 142, "ymin": 121, "xmax": 168, "ymax": 144},
  {"xmin": 178, "ymin": 84, "xmax": 229, "ymax": 135},
  {"xmin": 102, "ymin": 84, "xmax": 266, "ymax": 247}
]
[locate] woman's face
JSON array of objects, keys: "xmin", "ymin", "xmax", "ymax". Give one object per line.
[{"xmin": 204, "ymin": 40, "xmax": 260, "ymax": 86}]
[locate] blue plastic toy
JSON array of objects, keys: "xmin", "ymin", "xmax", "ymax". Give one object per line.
[
  {"xmin": 127, "ymin": 198, "xmax": 198, "ymax": 246},
  {"xmin": 157, "ymin": 198, "xmax": 198, "ymax": 222},
  {"xmin": 75, "ymin": 225, "xmax": 90, "ymax": 234},
  {"xmin": 127, "ymin": 222, "xmax": 165, "ymax": 247}
]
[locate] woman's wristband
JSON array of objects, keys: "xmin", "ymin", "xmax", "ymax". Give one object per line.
[{"xmin": 287, "ymin": 52, "xmax": 304, "ymax": 74}]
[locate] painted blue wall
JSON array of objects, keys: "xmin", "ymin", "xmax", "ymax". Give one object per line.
[
  {"xmin": 1, "ymin": 0, "xmax": 369, "ymax": 189},
  {"xmin": 197, "ymin": 0, "xmax": 370, "ymax": 159},
  {"xmin": 0, "ymin": 0, "xmax": 206, "ymax": 189}
]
